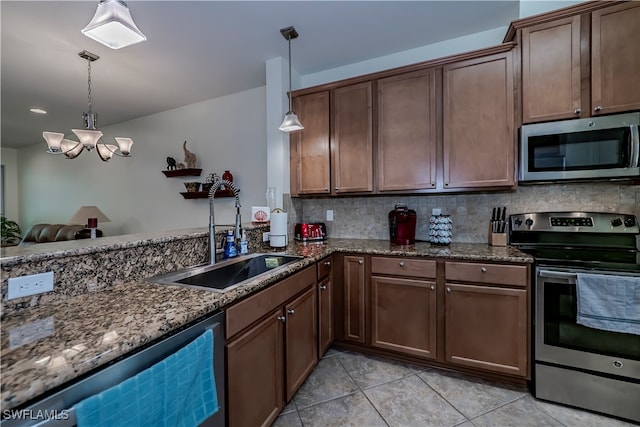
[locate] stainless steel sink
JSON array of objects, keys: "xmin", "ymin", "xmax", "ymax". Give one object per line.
[{"xmin": 148, "ymin": 253, "xmax": 303, "ymax": 292}]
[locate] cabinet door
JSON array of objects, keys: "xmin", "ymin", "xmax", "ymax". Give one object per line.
[
  {"xmin": 444, "ymin": 283, "xmax": 527, "ymax": 377},
  {"xmin": 290, "ymin": 91, "xmax": 330, "ymax": 195},
  {"xmin": 227, "ymin": 310, "xmax": 284, "ymax": 427},
  {"xmin": 318, "ymin": 276, "xmax": 334, "ymax": 357},
  {"xmin": 285, "ymin": 286, "xmax": 318, "ymax": 402},
  {"xmin": 443, "ymin": 52, "xmax": 515, "ymax": 189},
  {"xmin": 343, "ymin": 255, "xmax": 366, "ymax": 343},
  {"xmin": 377, "ymin": 69, "xmax": 437, "ymax": 191},
  {"xmin": 333, "ymin": 82, "xmax": 373, "ymax": 193},
  {"xmin": 591, "ymin": 2, "xmax": 640, "ymax": 115},
  {"xmin": 521, "ymin": 16, "xmax": 582, "ymax": 123},
  {"xmin": 371, "ymin": 276, "xmax": 437, "ymax": 359}
]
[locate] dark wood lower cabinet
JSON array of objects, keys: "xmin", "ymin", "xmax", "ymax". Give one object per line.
[
  {"xmin": 285, "ymin": 287, "xmax": 318, "ymax": 402},
  {"xmin": 444, "ymin": 283, "xmax": 528, "ymax": 377},
  {"xmin": 371, "ymin": 276, "xmax": 437, "ymax": 359},
  {"xmin": 318, "ymin": 276, "xmax": 333, "ymax": 357},
  {"xmin": 226, "ymin": 309, "xmax": 283, "ymax": 427},
  {"xmin": 343, "ymin": 255, "xmax": 366, "ymax": 343}
]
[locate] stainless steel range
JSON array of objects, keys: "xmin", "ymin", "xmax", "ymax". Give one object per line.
[{"xmin": 509, "ymin": 212, "xmax": 640, "ymax": 423}]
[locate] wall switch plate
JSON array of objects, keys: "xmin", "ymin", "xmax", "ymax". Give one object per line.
[
  {"xmin": 263, "ymin": 231, "xmax": 270, "ymax": 242},
  {"xmin": 326, "ymin": 210, "xmax": 334, "ymax": 221},
  {"xmin": 7, "ymin": 271, "xmax": 54, "ymax": 300}
]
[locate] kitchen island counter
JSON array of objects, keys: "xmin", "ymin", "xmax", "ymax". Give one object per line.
[{"xmin": 1, "ymin": 237, "xmax": 532, "ymax": 411}]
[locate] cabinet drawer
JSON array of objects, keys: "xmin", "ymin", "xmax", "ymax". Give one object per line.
[
  {"xmin": 371, "ymin": 257, "xmax": 436, "ymax": 279},
  {"xmin": 445, "ymin": 262, "xmax": 527, "ymax": 287},
  {"xmin": 226, "ymin": 266, "xmax": 316, "ymax": 338},
  {"xmin": 317, "ymin": 256, "xmax": 332, "ymax": 281}
]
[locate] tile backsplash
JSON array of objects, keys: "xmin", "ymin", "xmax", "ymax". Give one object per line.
[{"xmin": 292, "ymin": 183, "xmax": 640, "ymax": 243}]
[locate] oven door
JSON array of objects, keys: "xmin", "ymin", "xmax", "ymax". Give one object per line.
[{"xmin": 536, "ymin": 267, "xmax": 640, "ymax": 379}]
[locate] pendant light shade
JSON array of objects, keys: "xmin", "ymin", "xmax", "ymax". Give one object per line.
[
  {"xmin": 279, "ymin": 112, "xmax": 304, "ymax": 132},
  {"xmin": 82, "ymin": 0, "xmax": 147, "ymax": 50},
  {"xmin": 279, "ymin": 26, "xmax": 304, "ymax": 133}
]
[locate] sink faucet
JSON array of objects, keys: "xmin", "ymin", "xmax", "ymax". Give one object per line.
[{"xmin": 208, "ymin": 179, "xmax": 241, "ymax": 265}]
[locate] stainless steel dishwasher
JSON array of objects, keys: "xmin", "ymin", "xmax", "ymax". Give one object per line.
[{"xmin": 1, "ymin": 311, "xmax": 225, "ymax": 427}]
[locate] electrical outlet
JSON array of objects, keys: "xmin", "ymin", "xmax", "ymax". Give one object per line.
[
  {"xmin": 7, "ymin": 272, "xmax": 54, "ymax": 300},
  {"xmin": 326, "ymin": 210, "xmax": 334, "ymax": 221},
  {"xmin": 263, "ymin": 231, "xmax": 270, "ymax": 242}
]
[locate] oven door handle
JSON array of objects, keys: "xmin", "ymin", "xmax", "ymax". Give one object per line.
[{"xmin": 538, "ymin": 269, "xmax": 577, "ymax": 281}]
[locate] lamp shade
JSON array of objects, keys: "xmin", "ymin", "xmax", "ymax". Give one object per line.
[
  {"xmin": 97, "ymin": 144, "xmax": 118, "ymax": 162},
  {"xmin": 114, "ymin": 137, "xmax": 134, "ymax": 156},
  {"xmin": 60, "ymin": 139, "xmax": 84, "ymax": 159},
  {"xmin": 81, "ymin": 0, "xmax": 147, "ymax": 49},
  {"xmin": 72, "ymin": 129, "xmax": 103, "ymax": 150},
  {"xmin": 69, "ymin": 206, "xmax": 111, "ymax": 225},
  {"xmin": 278, "ymin": 111, "xmax": 304, "ymax": 132},
  {"xmin": 43, "ymin": 132, "xmax": 65, "ymax": 152}
]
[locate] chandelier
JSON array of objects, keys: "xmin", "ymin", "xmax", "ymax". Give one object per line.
[{"xmin": 42, "ymin": 51, "xmax": 134, "ymax": 162}]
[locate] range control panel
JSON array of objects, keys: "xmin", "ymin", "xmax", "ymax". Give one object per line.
[
  {"xmin": 510, "ymin": 212, "xmax": 640, "ymax": 234},
  {"xmin": 550, "ymin": 217, "xmax": 593, "ymax": 227}
]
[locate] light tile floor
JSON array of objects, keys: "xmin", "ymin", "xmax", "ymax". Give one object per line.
[{"xmin": 273, "ymin": 348, "xmax": 636, "ymax": 427}]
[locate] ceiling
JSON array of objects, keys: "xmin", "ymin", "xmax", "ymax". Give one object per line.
[{"xmin": 1, "ymin": 1, "xmax": 520, "ymax": 149}]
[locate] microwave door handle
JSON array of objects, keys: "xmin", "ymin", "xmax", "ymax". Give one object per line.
[{"xmin": 630, "ymin": 124, "xmax": 639, "ymax": 167}]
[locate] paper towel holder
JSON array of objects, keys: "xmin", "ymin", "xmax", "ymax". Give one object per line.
[{"xmin": 270, "ymin": 208, "xmax": 288, "ymax": 248}]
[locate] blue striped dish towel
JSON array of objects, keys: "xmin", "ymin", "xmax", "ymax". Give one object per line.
[
  {"xmin": 576, "ymin": 273, "xmax": 640, "ymax": 336},
  {"xmin": 75, "ymin": 329, "xmax": 218, "ymax": 427}
]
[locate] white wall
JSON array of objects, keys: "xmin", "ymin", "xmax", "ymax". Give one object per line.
[
  {"xmin": 1, "ymin": 147, "xmax": 20, "ymax": 222},
  {"xmin": 301, "ymin": 26, "xmax": 508, "ymax": 88},
  {"xmin": 18, "ymin": 86, "xmax": 267, "ymax": 236},
  {"xmin": 519, "ymin": 0, "xmax": 587, "ymax": 19}
]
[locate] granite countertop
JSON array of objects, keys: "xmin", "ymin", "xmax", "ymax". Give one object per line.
[{"xmin": 1, "ymin": 238, "xmax": 532, "ymax": 410}]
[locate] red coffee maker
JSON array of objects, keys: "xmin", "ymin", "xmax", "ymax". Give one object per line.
[{"xmin": 388, "ymin": 204, "xmax": 417, "ymax": 245}]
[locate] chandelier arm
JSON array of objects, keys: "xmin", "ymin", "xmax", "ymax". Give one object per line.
[{"xmin": 45, "ymin": 139, "xmax": 83, "ymax": 155}]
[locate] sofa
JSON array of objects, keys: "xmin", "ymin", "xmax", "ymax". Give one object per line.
[{"xmin": 20, "ymin": 224, "xmax": 96, "ymax": 244}]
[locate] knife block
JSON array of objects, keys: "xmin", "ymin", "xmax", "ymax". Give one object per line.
[{"xmin": 488, "ymin": 222, "xmax": 507, "ymax": 246}]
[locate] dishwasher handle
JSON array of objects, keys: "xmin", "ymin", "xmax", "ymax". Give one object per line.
[{"xmin": 538, "ymin": 269, "xmax": 577, "ymax": 281}]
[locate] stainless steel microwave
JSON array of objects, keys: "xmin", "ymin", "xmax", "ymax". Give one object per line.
[{"xmin": 519, "ymin": 112, "xmax": 639, "ymax": 183}]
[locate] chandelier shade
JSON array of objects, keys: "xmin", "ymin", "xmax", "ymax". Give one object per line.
[
  {"xmin": 42, "ymin": 51, "xmax": 134, "ymax": 162},
  {"xmin": 82, "ymin": 0, "xmax": 147, "ymax": 50}
]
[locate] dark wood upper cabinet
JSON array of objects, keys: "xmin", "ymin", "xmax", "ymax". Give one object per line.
[
  {"xmin": 591, "ymin": 2, "xmax": 640, "ymax": 116},
  {"xmin": 290, "ymin": 91, "xmax": 330, "ymax": 195},
  {"xmin": 443, "ymin": 51, "xmax": 515, "ymax": 189},
  {"xmin": 332, "ymin": 82, "xmax": 373, "ymax": 194},
  {"xmin": 377, "ymin": 69, "xmax": 437, "ymax": 191},
  {"xmin": 521, "ymin": 16, "xmax": 582, "ymax": 123}
]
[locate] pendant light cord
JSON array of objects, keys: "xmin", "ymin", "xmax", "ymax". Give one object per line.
[{"xmin": 287, "ymin": 35, "xmax": 293, "ymax": 112}]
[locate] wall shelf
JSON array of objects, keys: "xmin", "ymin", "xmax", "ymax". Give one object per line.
[
  {"xmin": 162, "ymin": 168, "xmax": 202, "ymax": 177},
  {"xmin": 180, "ymin": 189, "xmax": 237, "ymax": 199}
]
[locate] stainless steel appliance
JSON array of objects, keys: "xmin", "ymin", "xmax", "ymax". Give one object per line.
[
  {"xmin": 2, "ymin": 311, "xmax": 225, "ymax": 427},
  {"xmin": 519, "ymin": 112, "xmax": 639, "ymax": 183},
  {"xmin": 509, "ymin": 212, "xmax": 640, "ymax": 422}
]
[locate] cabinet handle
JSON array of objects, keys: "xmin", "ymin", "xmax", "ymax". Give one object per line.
[
  {"xmin": 399, "ymin": 261, "xmax": 405, "ymax": 267},
  {"xmin": 320, "ymin": 285, "xmax": 327, "ymax": 290},
  {"xmin": 594, "ymin": 105, "xmax": 602, "ymax": 112},
  {"xmin": 324, "ymin": 261, "xmax": 331, "ymax": 266},
  {"xmin": 574, "ymin": 108, "xmax": 581, "ymax": 115},
  {"xmin": 481, "ymin": 267, "xmax": 487, "ymax": 273},
  {"xmin": 277, "ymin": 315, "xmax": 286, "ymax": 323},
  {"xmin": 446, "ymin": 287, "xmax": 452, "ymax": 294},
  {"xmin": 287, "ymin": 309, "xmax": 295, "ymax": 315},
  {"xmin": 430, "ymin": 285, "xmax": 435, "ymax": 291},
  {"xmin": 358, "ymin": 260, "xmax": 364, "ymax": 265}
]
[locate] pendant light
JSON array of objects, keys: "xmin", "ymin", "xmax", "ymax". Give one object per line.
[
  {"xmin": 82, "ymin": 0, "xmax": 146, "ymax": 50},
  {"xmin": 278, "ymin": 26, "xmax": 304, "ymax": 133},
  {"xmin": 42, "ymin": 51, "xmax": 134, "ymax": 162}
]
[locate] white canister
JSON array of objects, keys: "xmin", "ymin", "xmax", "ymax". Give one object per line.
[{"xmin": 270, "ymin": 211, "xmax": 288, "ymax": 248}]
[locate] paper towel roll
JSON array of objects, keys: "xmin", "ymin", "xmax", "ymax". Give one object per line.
[{"xmin": 270, "ymin": 212, "xmax": 288, "ymax": 248}]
